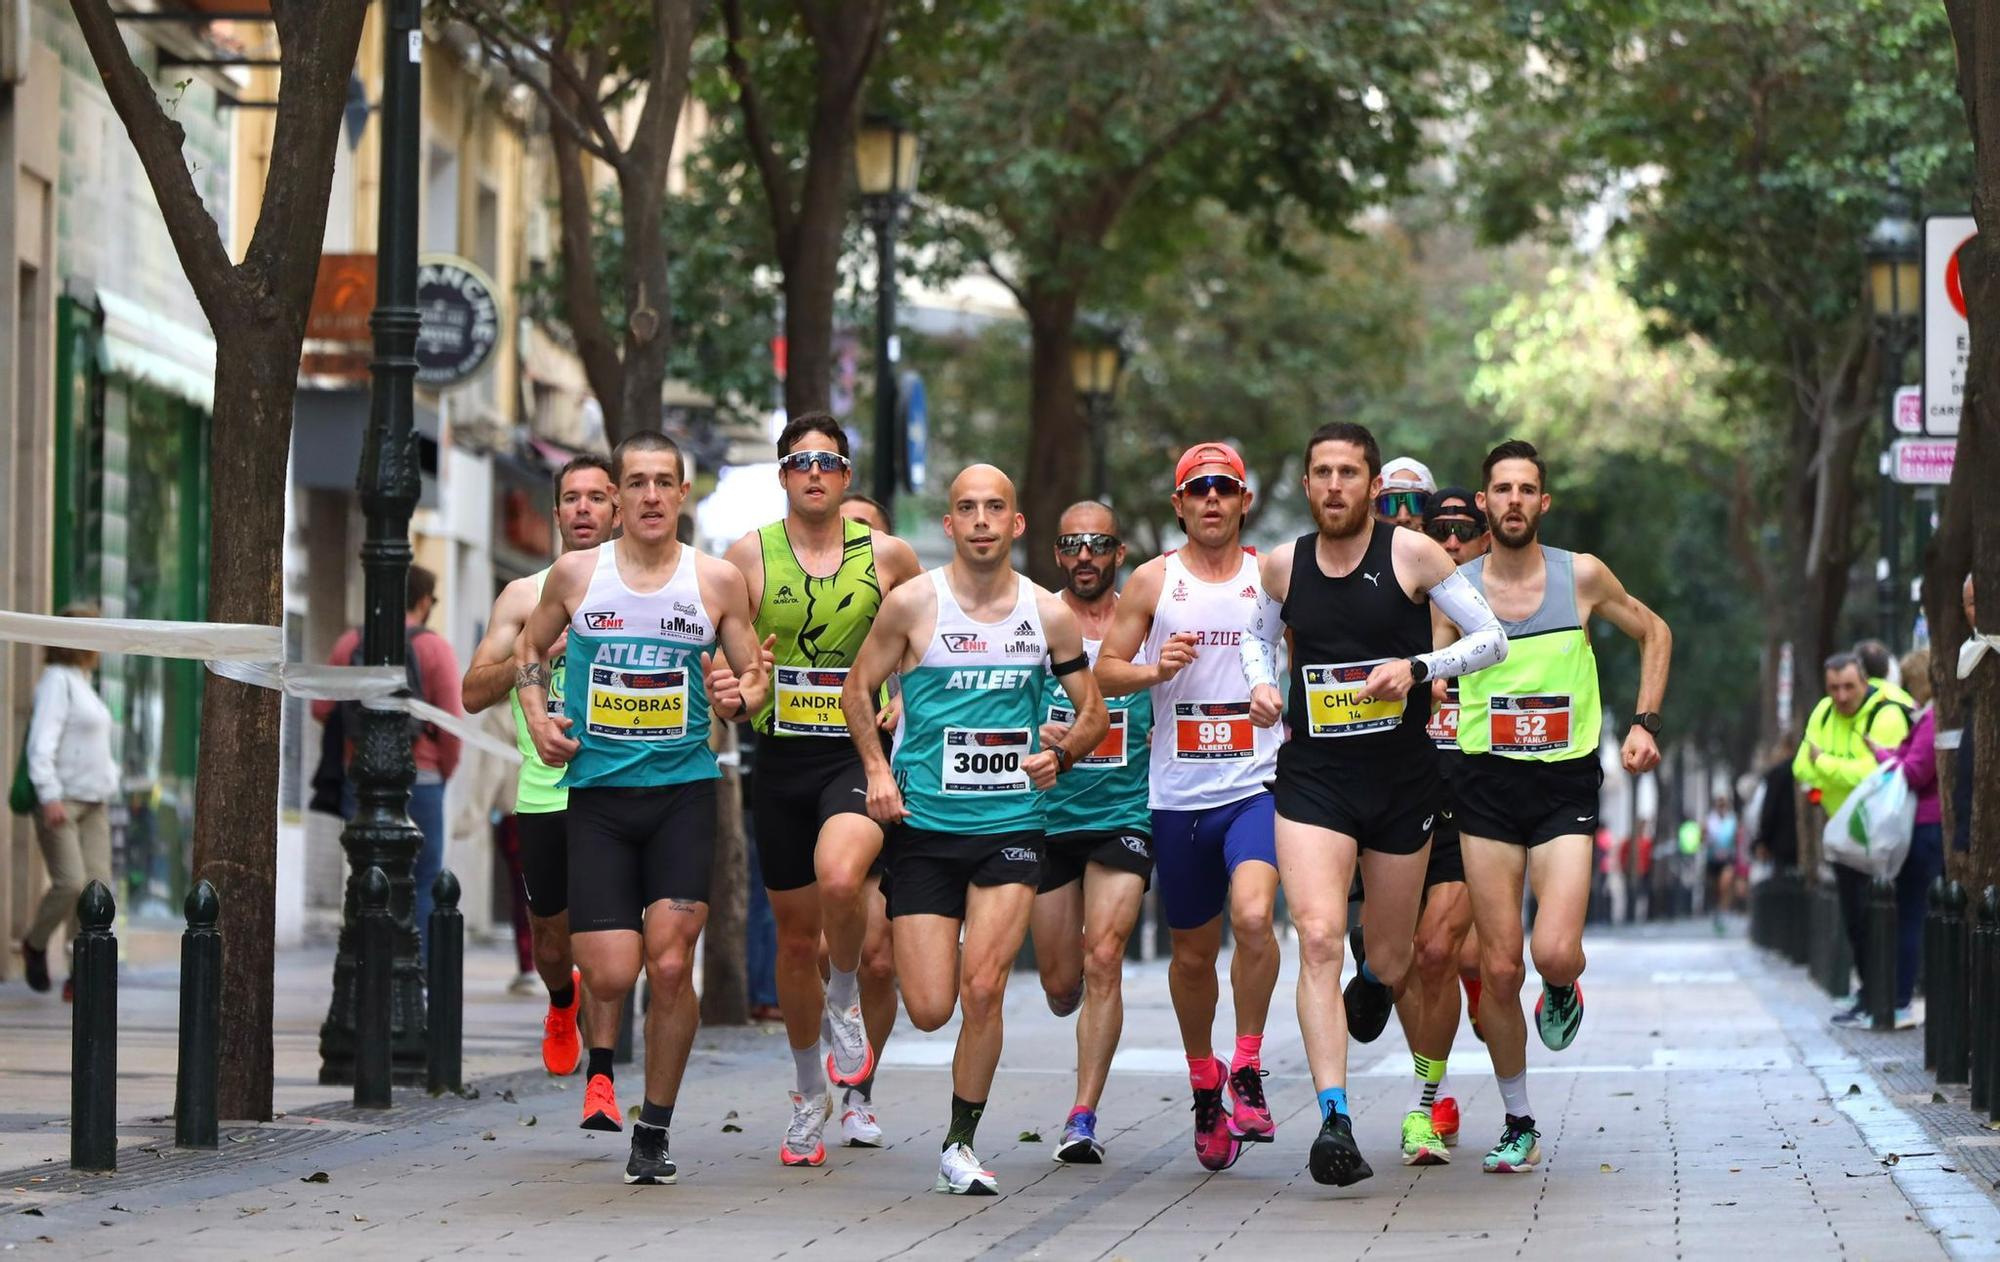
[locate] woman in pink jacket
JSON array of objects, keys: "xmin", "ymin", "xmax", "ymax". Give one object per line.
[{"xmin": 1877, "ymin": 649, "xmax": 1944, "ymax": 1027}]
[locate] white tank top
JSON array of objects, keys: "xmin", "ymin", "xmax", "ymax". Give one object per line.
[{"xmin": 1140, "ymin": 549, "xmax": 1278, "ymax": 810}]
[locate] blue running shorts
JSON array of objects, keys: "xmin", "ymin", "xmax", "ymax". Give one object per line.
[{"xmin": 1150, "ymin": 791, "xmax": 1278, "ymax": 930}]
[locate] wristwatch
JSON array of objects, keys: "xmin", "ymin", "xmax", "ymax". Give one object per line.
[
  {"xmin": 1630, "ymin": 711, "xmax": 1663, "ymax": 736},
  {"xmin": 1053, "ymin": 745, "xmax": 1074, "ymax": 774},
  {"xmin": 1407, "ymin": 657, "xmax": 1431, "ymax": 685}
]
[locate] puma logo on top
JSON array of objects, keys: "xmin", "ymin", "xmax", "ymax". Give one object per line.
[{"xmin": 1362, "ymin": 572, "xmax": 1381, "ymax": 588}]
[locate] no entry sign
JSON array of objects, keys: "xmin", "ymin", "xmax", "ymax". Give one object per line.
[{"xmin": 1923, "ymin": 215, "xmax": 1976, "ymax": 437}]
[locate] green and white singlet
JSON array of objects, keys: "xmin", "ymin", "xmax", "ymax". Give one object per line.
[
  {"xmin": 892, "ymin": 569, "xmax": 1049, "ymax": 835},
  {"xmin": 752, "ymin": 516, "xmax": 882, "ymax": 740},
  {"xmin": 1455, "ymin": 546, "xmax": 1602, "ymax": 763},
  {"xmin": 1040, "ymin": 636, "xmax": 1151, "ymax": 836},
  {"xmin": 509, "ymin": 567, "xmax": 568, "ymax": 815},
  {"xmin": 561, "ymin": 541, "xmax": 719, "ymax": 790}
]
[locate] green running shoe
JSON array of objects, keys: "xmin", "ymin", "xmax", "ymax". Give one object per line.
[
  {"xmin": 1482, "ymin": 1114, "xmax": 1541, "ymax": 1173},
  {"xmin": 1400, "ymin": 1109, "xmax": 1450, "ymax": 1166},
  {"xmin": 1535, "ymin": 981, "xmax": 1583, "ymax": 1051}
]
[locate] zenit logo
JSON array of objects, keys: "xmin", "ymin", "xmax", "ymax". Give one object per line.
[
  {"xmin": 583, "ymin": 611, "xmax": 623, "ymax": 631},
  {"xmin": 658, "ymin": 616, "xmax": 706, "ymax": 638},
  {"xmin": 942, "ymin": 633, "xmax": 988, "ymax": 653},
  {"xmin": 1001, "ymin": 847, "xmax": 1037, "ymax": 863}
]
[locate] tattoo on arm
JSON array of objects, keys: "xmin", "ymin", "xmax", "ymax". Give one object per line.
[{"xmin": 516, "ymin": 661, "xmax": 548, "ymax": 692}]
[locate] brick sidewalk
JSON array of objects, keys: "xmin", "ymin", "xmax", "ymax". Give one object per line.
[{"xmin": 0, "ymin": 923, "xmax": 1989, "ymax": 1259}]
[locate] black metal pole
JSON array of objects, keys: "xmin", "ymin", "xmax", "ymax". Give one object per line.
[
  {"xmin": 319, "ymin": 0, "xmax": 428, "ymax": 1088},
  {"xmin": 1925, "ymin": 876, "xmax": 1946, "ymax": 1069},
  {"xmin": 1877, "ymin": 337, "xmax": 1899, "ymax": 648},
  {"xmin": 869, "ymin": 206, "xmax": 899, "ymax": 515},
  {"xmin": 355, "ymin": 866, "xmax": 394, "ymax": 1110},
  {"xmin": 1867, "ymin": 877, "xmax": 1898, "ymax": 1029},
  {"xmin": 71, "ymin": 881, "xmax": 118, "ymax": 1172},
  {"xmin": 1972, "ymin": 887, "xmax": 1997, "ymax": 1113},
  {"xmin": 426, "ymin": 871, "xmax": 464, "ymax": 1095},
  {"xmin": 174, "ymin": 880, "xmax": 221, "ymax": 1149},
  {"xmin": 1940, "ymin": 880, "xmax": 1969, "ymax": 1085}
]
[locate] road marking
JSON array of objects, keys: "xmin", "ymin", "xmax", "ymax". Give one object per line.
[{"xmin": 1649, "ymin": 969, "xmax": 1740, "ymax": 983}]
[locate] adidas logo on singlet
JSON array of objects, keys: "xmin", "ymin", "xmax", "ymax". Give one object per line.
[
  {"xmin": 1239, "ymin": 585, "xmax": 1257, "ymax": 598},
  {"xmin": 1014, "ymin": 619, "xmax": 1035, "ymax": 635},
  {"xmin": 774, "ymin": 584, "xmax": 799, "ymax": 605}
]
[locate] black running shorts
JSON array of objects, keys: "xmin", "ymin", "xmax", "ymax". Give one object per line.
[
  {"xmin": 1038, "ymin": 829, "xmax": 1154, "ymax": 895},
  {"xmin": 517, "ymin": 809, "xmax": 569, "ymax": 918},
  {"xmin": 749, "ymin": 738, "xmax": 875, "ymax": 892},
  {"xmin": 1273, "ymin": 744, "xmax": 1442, "ymax": 857},
  {"xmin": 1452, "ymin": 752, "xmax": 1603, "ymax": 849},
  {"xmin": 888, "ymin": 828, "xmax": 1042, "ymax": 920},
  {"xmin": 1424, "ymin": 805, "xmax": 1465, "ymax": 888},
  {"xmin": 566, "ymin": 781, "xmax": 718, "ymax": 933}
]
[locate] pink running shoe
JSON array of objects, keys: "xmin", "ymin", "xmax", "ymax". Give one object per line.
[
  {"xmin": 1192, "ymin": 1057, "xmax": 1244, "ymax": 1171},
  {"xmin": 1227, "ymin": 1063, "xmax": 1275, "ymax": 1143}
]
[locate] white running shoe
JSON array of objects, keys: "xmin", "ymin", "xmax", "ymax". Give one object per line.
[
  {"xmin": 781, "ymin": 1091, "xmax": 831, "ymax": 1167},
  {"xmin": 840, "ymin": 1090, "xmax": 883, "ymax": 1148},
  {"xmin": 824, "ymin": 997, "xmax": 876, "ymax": 1087},
  {"xmin": 935, "ymin": 1142, "xmax": 998, "ymax": 1195}
]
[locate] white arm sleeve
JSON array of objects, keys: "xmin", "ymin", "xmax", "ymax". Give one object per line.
[
  {"xmin": 1417, "ymin": 570, "xmax": 1508, "ymax": 680},
  {"xmin": 1239, "ymin": 588, "xmax": 1283, "ymax": 689}
]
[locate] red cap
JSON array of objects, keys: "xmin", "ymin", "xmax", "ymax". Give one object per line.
[{"xmin": 1174, "ymin": 442, "xmax": 1247, "ymax": 487}]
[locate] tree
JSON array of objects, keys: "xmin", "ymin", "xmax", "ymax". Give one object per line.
[
  {"xmin": 64, "ymin": 0, "xmax": 369, "ymax": 1118},
  {"xmin": 439, "ymin": 0, "xmax": 706, "ymax": 441}
]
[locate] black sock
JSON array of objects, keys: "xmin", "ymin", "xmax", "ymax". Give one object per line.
[
  {"xmin": 944, "ymin": 1094, "xmax": 985, "ymax": 1152},
  {"xmin": 548, "ymin": 980, "xmax": 576, "ymax": 1009},
  {"xmin": 639, "ymin": 1100, "xmax": 673, "ymax": 1129},
  {"xmin": 588, "ymin": 1048, "xmax": 614, "ymax": 1081}
]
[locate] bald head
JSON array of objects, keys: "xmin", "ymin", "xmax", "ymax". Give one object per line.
[
  {"xmin": 944, "ymin": 463, "xmax": 1025, "ymax": 567},
  {"xmin": 1059, "ymin": 500, "xmax": 1117, "ymax": 536},
  {"xmin": 950, "ymin": 463, "xmax": 1017, "ymax": 511}
]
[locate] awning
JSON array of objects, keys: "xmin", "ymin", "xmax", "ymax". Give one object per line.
[{"xmin": 95, "ymin": 289, "xmax": 218, "ymax": 412}]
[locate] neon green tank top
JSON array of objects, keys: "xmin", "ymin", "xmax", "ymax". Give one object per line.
[
  {"xmin": 510, "ymin": 567, "xmax": 568, "ymax": 814},
  {"xmin": 1456, "ymin": 547, "xmax": 1602, "ymax": 763},
  {"xmin": 752, "ymin": 517, "xmax": 882, "ymax": 739}
]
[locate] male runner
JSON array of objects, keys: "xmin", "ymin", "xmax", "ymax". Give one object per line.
[
  {"xmin": 1097, "ymin": 442, "xmax": 1281, "ymax": 1174},
  {"xmin": 461, "ymin": 455, "xmax": 624, "ymax": 1077},
  {"xmin": 841, "ymin": 464, "xmax": 1107, "ymax": 1196},
  {"xmin": 517, "ymin": 431, "xmax": 769, "ymax": 1186},
  {"xmin": 1028, "ymin": 502, "xmax": 1155, "ymax": 1165},
  {"xmin": 1445, "ymin": 439, "xmax": 1670, "ymax": 1174},
  {"xmin": 1241, "ymin": 422, "xmax": 1506, "ymax": 1186},
  {"xmin": 1376, "ymin": 456, "xmax": 1435, "ymax": 530},
  {"xmin": 724, "ymin": 414, "xmax": 920, "ymax": 1166}
]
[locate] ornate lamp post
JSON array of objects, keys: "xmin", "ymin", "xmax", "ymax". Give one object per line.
[
  {"xmin": 318, "ymin": 0, "xmax": 427, "ymax": 1085},
  {"xmin": 1866, "ymin": 186, "xmax": 1921, "ymax": 650},
  {"xmin": 1071, "ymin": 329, "xmax": 1124, "ymax": 501},
  {"xmin": 855, "ymin": 115, "xmax": 920, "ymax": 515}
]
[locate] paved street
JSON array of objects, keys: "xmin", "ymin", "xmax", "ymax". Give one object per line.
[{"xmin": 2, "ymin": 921, "xmax": 1997, "ymax": 1260}]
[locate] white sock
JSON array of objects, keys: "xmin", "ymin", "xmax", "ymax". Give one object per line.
[
  {"xmin": 827, "ymin": 965, "xmax": 860, "ymax": 1012},
  {"xmin": 793, "ymin": 1042, "xmax": 824, "ymax": 1097},
  {"xmin": 1436, "ymin": 1070, "xmax": 1451, "ymax": 1102},
  {"xmin": 1497, "ymin": 1070, "xmax": 1531, "ymax": 1120}
]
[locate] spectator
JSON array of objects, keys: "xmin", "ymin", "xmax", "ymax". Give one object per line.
[
  {"xmin": 18, "ymin": 605, "xmax": 119, "ymax": 1002},
  {"xmin": 312, "ymin": 565, "xmax": 464, "ymax": 959},
  {"xmin": 1876, "ymin": 648, "xmax": 1943, "ymax": 1029},
  {"xmin": 1703, "ymin": 794, "xmax": 1739, "ymax": 923},
  {"xmin": 1754, "ymin": 744, "xmax": 1799, "ymax": 869},
  {"xmin": 1793, "ymin": 650, "xmax": 1912, "ymax": 1026}
]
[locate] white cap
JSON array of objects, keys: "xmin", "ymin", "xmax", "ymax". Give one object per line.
[{"xmin": 1381, "ymin": 456, "xmax": 1436, "ymax": 492}]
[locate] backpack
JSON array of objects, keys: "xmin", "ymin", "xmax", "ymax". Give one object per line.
[{"xmin": 337, "ymin": 626, "xmax": 439, "ymax": 753}]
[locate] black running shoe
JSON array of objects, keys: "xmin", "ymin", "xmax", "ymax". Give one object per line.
[
  {"xmin": 1344, "ymin": 969, "xmax": 1393, "ymax": 1044},
  {"xmin": 1308, "ymin": 1110, "xmax": 1373, "ymax": 1187},
  {"xmin": 21, "ymin": 940, "xmax": 49, "ymax": 993},
  {"xmin": 625, "ymin": 1122, "xmax": 677, "ymax": 1185}
]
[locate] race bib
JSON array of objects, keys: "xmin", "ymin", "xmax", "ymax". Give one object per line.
[
  {"xmin": 1173, "ymin": 701, "xmax": 1255, "ymax": 761},
  {"xmin": 1427, "ymin": 697, "xmax": 1459, "ymax": 750},
  {"xmin": 1049, "ymin": 704, "xmax": 1128, "ymax": 769},
  {"xmin": 941, "ymin": 727, "xmax": 1032, "ymax": 794},
  {"xmin": 1302, "ymin": 660, "xmax": 1401, "ymax": 738},
  {"xmin": 586, "ymin": 663, "xmax": 688, "ymax": 742},
  {"xmin": 774, "ymin": 665, "xmax": 849, "ymax": 735},
  {"xmin": 545, "ymin": 653, "xmax": 566, "ymax": 719},
  {"xmin": 1489, "ymin": 693, "xmax": 1572, "ymax": 755}
]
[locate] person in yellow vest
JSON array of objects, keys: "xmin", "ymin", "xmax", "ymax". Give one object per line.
[{"xmin": 1792, "ymin": 650, "xmax": 1912, "ymax": 1026}]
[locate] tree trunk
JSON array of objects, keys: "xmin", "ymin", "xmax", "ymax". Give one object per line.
[
  {"xmin": 549, "ymin": 99, "xmax": 625, "ymax": 436},
  {"xmin": 1022, "ymin": 288, "xmax": 1084, "ymax": 588},
  {"xmin": 701, "ymin": 723, "xmax": 748, "ymax": 1025},
  {"xmin": 616, "ymin": 162, "xmax": 673, "ymax": 441},
  {"xmin": 1925, "ymin": 421, "xmax": 1975, "ymax": 880},
  {"xmin": 778, "ymin": 119, "xmax": 853, "ymax": 419}
]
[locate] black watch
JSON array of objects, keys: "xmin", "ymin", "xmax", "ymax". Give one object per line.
[
  {"xmin": 1407, "ymin": 657, "xmax": 1431, "ymax": 685},
  {"xmin": 1630, "ymin": 711, "xmax": 1662, "ymax": 736}
]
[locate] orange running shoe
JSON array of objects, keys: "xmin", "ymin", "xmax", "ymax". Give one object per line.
[
  {"xmin": 581, "ymin": 1072, "xmax": 622, "ymax": 1132},
  {"xmin": 1462, "ymin": 975, "xmax": 1485, "ymax": 1043},
  {"xmin": 543, "ymin": 967, "xmax": 582, "ymax": 1076},
  {"xmin": 1432, "ymin": 1095, "xmax": 1461, "ymax": 1146}
]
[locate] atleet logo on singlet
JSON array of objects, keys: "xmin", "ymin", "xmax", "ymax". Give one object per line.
[
  {"xmin": 946, "ymin": 668, "xmax": 1035, "ymax": 689},
  {"xmin": 584, "ymin": 611, "xmax": 623, "ymax": 630}
]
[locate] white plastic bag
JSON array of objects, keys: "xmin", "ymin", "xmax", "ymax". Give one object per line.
[{"xmin": 1822, "ymin": 763, "xmax": 1916, "ymax": 879}]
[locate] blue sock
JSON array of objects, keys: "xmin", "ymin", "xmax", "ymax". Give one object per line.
[
  {"xmin": 1359, "ymin": 959, "xmax": 1383, "ymax": 987},
  {"xmin": 1317, "ymin": 1086, "xmax": 1349, "ymax": 1120}
]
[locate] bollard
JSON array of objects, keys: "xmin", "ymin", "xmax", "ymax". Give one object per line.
[
  {"xmin": 1780, "ymin": 870, "xmax": 1810, "ymax": 966},
  {"xmin": 71, "ymin": 880, "xmax": 118, "ymax": 1172},
  {"xmin": 427, "ymin": 871, "xmax": 465, "ymax": 1095},
  {"xmin": 1925, "ymin": 877, "xmax": 1947, "ymax": 1069},
  {"xmin": 1867, "ymin": 878, "xmax": 1899, "ymax": 1030},
  {"xmin": 174, "ymin": 880, "xmax": 221, "ymax": 1149},
  {"xmin": 1987, "ymin": 888, "xmax": 2000, "ymax": 1125},
  {"xmin": 1939, "ymin": 881, "xmax": 1969, "ymax": 1085},
  {"xmin": 354, "ymin": 866, "xmax": 393, "ymax": 1109},
  {"xmin": 1972, "ymin": 888, "xmax": 1998, "ymax": 1113}
]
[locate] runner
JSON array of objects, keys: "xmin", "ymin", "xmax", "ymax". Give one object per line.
[
  {"xmin": 1375, "ymin": 456, "xmax": 1436, "ymax": 531},
  {"xmin": 516, "ymin": 431, "xmax": 769, "ymax": 1186},
  {"xmin": 1240, "ymin": 423, "xmax": 1507, "ymax": 1186},
  {"xmin": 1096, "ymin": 442, "xmax": 1281, "ymax": 1174},
  {"xmin": 723, "ymin": 414, "xmax": 921, "ymax": 1167},
  {"xmin": 461, "ymin": 455, "xmax": 623, "ymax": 1078},
  {"xmin": 1028, "ymin": 502, "xmax": 1155, "ymax": 1165},
  {"xmin": 841, "ymin": 464, "xmax": 1108, "ymax": 1195},
  {"xmin": 1445, "ymin": 439, "xmax": 1670, "ymax": 1175}
]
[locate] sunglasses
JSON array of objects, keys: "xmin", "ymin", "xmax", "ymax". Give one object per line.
[
  {"xmin": 1056, "ymin": 532, "xmax": 1121, "ymax": 557},
  {"xmin": 1178, "ymin": 474, "xmax": 1246, "ymax": 499},
  {"xmin": 1375, "ymin": 489, "xmax": 1430, "ymax": 518},
  {"xmin": 1425, "ymin": 519, "xmax": 1483, "ymax": 543},
  {"xmin": 780, "ymin": 450, "xmax": 852, "ymax": 475}
]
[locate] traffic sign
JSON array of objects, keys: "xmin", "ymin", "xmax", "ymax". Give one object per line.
[
  {"xmin": 1891, "ymin": 437, "xmax": 1956, "ymax": 485},
  {"xmin": 1923, "ymin": 215, "xmax": 1976, "ymax": 436},
  {"xmin": 1894, "ymin": 385, "xmax": 1922, "ymax": 434}
]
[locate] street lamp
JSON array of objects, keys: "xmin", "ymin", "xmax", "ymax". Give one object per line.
[
  {"xmin": 319, "ymin": 0, "xmax": 427, "ymax": 1086},
  {"xmin": 1071, "ymin": 330, "xmax": 1124, "ymax": 501},
  {"xmin": 856, "ymin": 115, "xmax": 920, "ymax": 514},
  {"xmin": 1866, "ymin": 184, "xmax": 1921, "ymax": 651}
]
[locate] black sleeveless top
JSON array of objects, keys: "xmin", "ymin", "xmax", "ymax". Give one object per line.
[{"xmin": 1281, "ymin": 521, "xmax": 1433, "ymax": 759}]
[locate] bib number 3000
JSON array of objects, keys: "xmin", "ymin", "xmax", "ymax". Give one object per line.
[
  {"xmin": 942, "ymin": 728, "xmax": 1031, "ymax": 794},
  {"xmin": 1489, "ymin": 693, "xmax": 1572, "ymax": 755}
]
